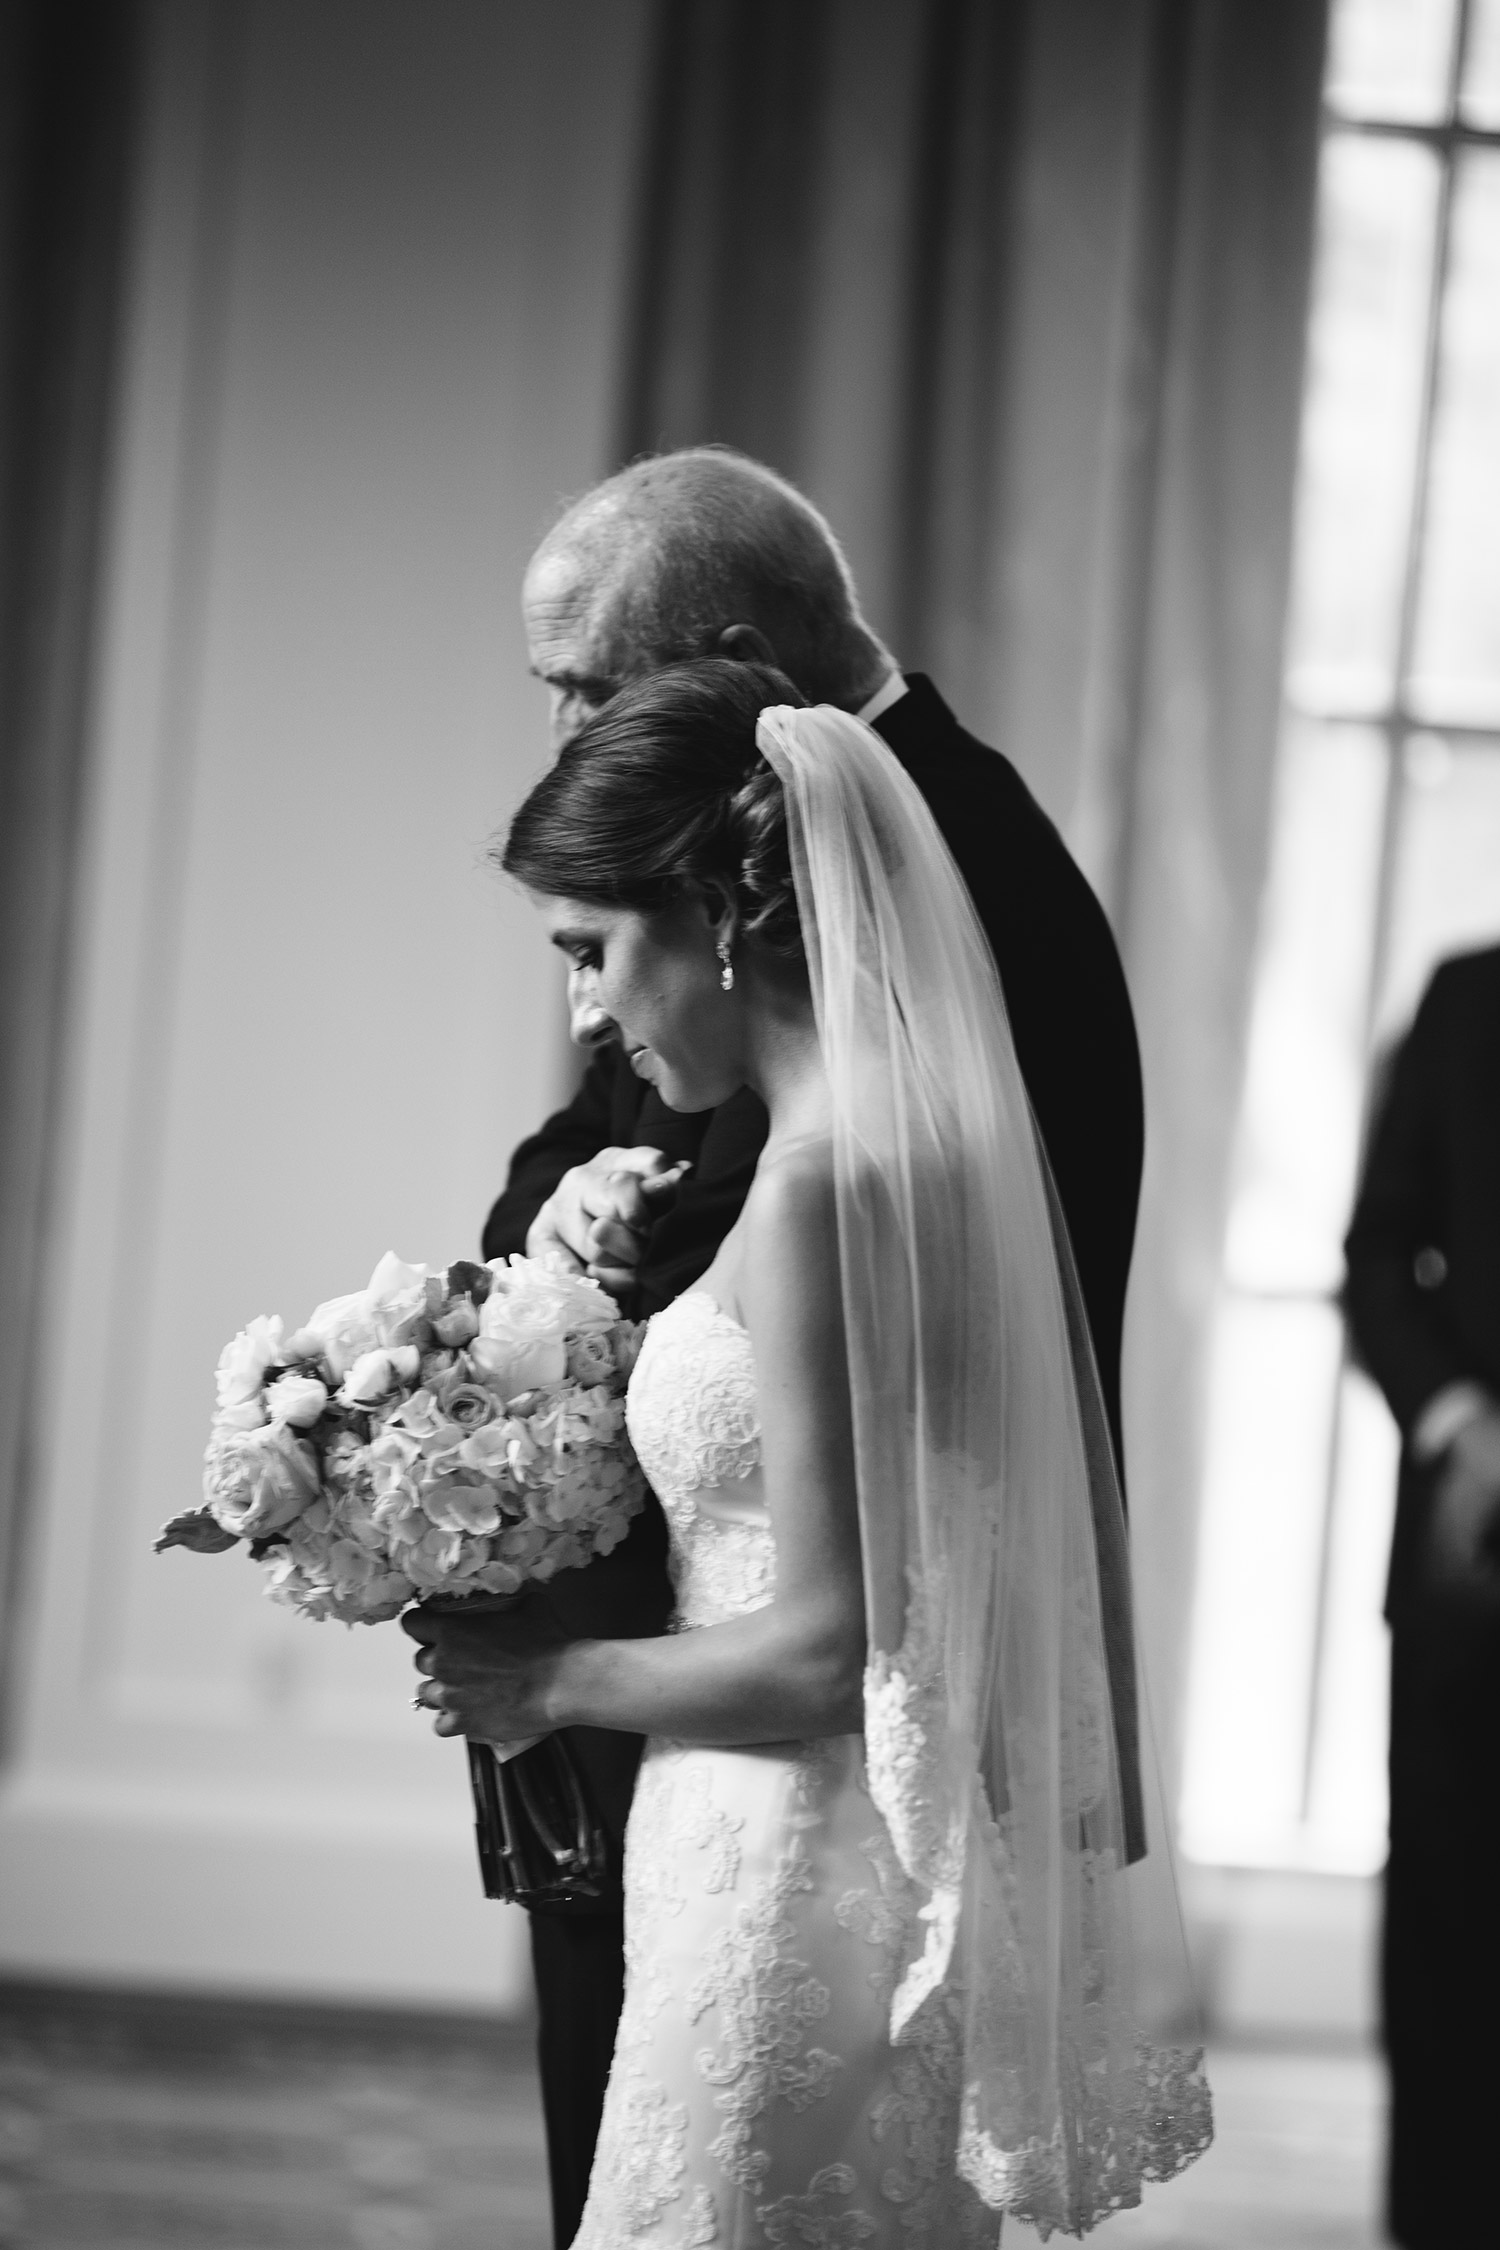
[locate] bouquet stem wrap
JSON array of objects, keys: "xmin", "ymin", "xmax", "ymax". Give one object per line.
[{"xmin": 467, "ymin": 1736, "xmax": 608, "ymax": 1908}]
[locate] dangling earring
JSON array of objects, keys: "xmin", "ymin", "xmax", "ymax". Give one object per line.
[{"xmin": 716, "ymin": 938, "xmax": 735, "ymax": 993}]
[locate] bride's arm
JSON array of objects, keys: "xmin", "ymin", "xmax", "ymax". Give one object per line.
[{"xmin": 408, "ymin": 1156, "xmax": 867, "ymax": 1744}]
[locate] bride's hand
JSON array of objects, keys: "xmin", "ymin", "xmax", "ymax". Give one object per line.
[{"xmin": 402, "ymin": 1596, "xmax": 572, "ymax": 1740}]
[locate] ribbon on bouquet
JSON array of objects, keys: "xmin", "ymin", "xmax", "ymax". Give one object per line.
[
  {"xmin": 466, "ymin": 1734, "xmax": 608, "ymax": 1907},
  {"xmin": 415, "ymin": 1593, "xmax": 608, "ymax": 1907},
  {"xmin": 486, "ymin": 1733, "xmax": 546, "ymax": 1763}
]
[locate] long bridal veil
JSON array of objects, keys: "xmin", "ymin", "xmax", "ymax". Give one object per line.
[{"xmin": 758, "ymin": 706, "xmax": 1212, "ymax": 2238}]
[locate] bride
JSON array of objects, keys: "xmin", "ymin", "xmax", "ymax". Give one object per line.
[{"xmin": 413, "ymin": 658, "xmax": 1211, "ymax": 2244}]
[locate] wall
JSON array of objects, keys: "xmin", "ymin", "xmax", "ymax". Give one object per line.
[{"xmin": 0, "ymin": 0, "xmax": 651, "ymax": 2008}]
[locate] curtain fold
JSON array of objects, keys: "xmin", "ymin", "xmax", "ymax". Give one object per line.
[
  {"xmin": 0, "ymin": 0, "xmax": 142, "ymax": 1717},
  {"xmin": 613, "ymin": 0, "xmax": 1329, "ymax": 1790},
  {"xmin": 1115, "ymin": 1, "xmax": 1329, "ymax": 1782}
]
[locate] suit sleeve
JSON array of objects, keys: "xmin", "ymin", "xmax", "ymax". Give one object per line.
[
  {"xmin": 480, "ymin": 1048, "xmax": 618, "ymax": 1260},
  {"xmin": 1343, "ymin": 971, "xmax": 1464, "ymax": 1436}
]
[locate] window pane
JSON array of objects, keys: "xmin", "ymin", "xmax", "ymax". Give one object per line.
[
  {"xmin": 1326, "ymin": 0, "xmax": 1459, "ymax": 123},
  {"xmin": 1284, "ymin": 135, "xmax": 1440, "ymax": 717},
  {"xmin": 1302, "ymin": 1367, "xmax": 1398, "ymax": 1875},
  {"xmin": 1223, "ymin": 721, "xmax": 1388, "ymax": 1295},
  {"xmin": 1409, "ymin": 154, "xmax": 1500, "ymax": 727},
  {"xmin": 1376, "ymin": 735, "xmax": 1500, "ymax": 1037},
  {"xmin": 1462, "ymin": 0, "xmax": 1500, "ymax": 126},
  {"xmin": 1181, "ymin": 1299, "xmax": 1345, "ymax": 1868}
]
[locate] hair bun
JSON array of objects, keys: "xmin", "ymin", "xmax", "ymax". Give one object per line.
[
  {"xmin": 500, "ymin": 658, "xmax": 808, "ymax": 967},
  {"xmin": 728, "ymin": 757, "xmax": 801, "ymax": 958}
]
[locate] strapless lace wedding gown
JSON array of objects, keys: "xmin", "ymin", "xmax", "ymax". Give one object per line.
[{"xmin": 573, "ymin": 1290, "xmax": 994, "ymax": 2250}]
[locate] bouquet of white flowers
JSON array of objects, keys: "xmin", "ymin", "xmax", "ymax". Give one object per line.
[
  {"xmin": 157, "ymin": 1251, "xmax": 646, "ymax": 1621},
  {"xmin": 158, "ymin": 1252, "xmax": 649, "ymax": 1909}
]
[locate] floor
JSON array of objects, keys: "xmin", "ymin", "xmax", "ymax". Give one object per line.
[
  {"xmin": 1014, "ymin": 2046, "xmax": 1386, "ymax": 2250},
  {"xmin": 0, "ymin": 1983, "xmax": 1387, "ymax": 2249},
  {"xmin": 0, "ymin": 1987, "xmax": 551, "ymax": 2250}
]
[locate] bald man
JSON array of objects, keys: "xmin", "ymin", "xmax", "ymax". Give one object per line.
[{"xmin": 474, "ymin": 449, "xmax": 1144, "ymax": 2244}]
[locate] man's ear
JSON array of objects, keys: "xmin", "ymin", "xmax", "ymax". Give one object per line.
[{"xmin": 716, "ymin": 622, "xmax": 779, "ymax": 668}]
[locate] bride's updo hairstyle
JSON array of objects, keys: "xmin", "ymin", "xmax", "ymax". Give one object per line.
[{"xmin": 500, "ymin": 657, "xmax": 807, "ymax": 962}]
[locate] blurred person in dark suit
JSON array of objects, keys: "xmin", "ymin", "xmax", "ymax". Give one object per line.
[
  {"xmin": 1343, "ymin": 941, "xmax": 1500, "ymax": 2250},
  {"xmin": 408, "ymin": 447, "xmax": 1144, "ymax": 2247}
]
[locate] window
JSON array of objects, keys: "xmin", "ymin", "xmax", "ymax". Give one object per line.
[{"xmin": 1180, "ymin": 0, "xmax": 1500, "ymax": 1874}]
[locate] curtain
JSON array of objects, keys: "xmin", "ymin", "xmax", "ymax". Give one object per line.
[
  {"xmin": 614, "ymin": 0, "xmax": 1329, "ymax": 1786},
  {"xmin": 0, "ymin": 0, "xmax": 142, "ymax": 1694}
]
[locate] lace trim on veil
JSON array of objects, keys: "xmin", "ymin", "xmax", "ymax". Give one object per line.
[
  {"xmin": 864, "ymin": 1579, "xmax": 1213, "ymax": 2239},
  {"xmin": 868, "ymin": 1593, "xmax": 1205, "ymax": 2241},
  {"xmin": 956, "ymin": 2046, "xmax": 1214, "ymax": 2240},
  {"xmin": 760, "ymin": 702, "xmax": 1213, "ymax": 2235}
]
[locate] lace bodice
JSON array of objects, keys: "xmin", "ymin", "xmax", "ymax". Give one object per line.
[{"xmin": 626, "ymin": 1291, "xmax": 775, "ymax": 1630}]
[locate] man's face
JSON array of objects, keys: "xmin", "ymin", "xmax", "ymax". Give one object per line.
[{"xmin": 522, "ymin": 548, "xmax": 621, "ymax": 750}]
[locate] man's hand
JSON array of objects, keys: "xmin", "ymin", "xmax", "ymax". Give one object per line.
[
  {"xmin": 403, "ymin": 1597, "xmax": 572, "ymax": 1742},
  {"xmin": 525, "ymin": 1146, "xmax": 690, "ymax": 1295},
  {"xmin": 1428, "ymin": 1405, "xmax": 1500, "ymax": 1597}
]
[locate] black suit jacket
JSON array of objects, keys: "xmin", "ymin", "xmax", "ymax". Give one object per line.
[
  {"xmin": 1344, "ymin": 944, "xmax": 1500, "ymax": 1625},
  {"xmin": 486, "ymin": 675, "xmax": 1147, "ymax": 1868}
]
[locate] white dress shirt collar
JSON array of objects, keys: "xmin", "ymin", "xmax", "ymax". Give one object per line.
[{"xmin": 855, "ymin": 671, "xmax": 909, "ymax": 728}]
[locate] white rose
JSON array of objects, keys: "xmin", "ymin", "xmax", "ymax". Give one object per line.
[
  {"xmin": 264, "ymin": 1373, "xmax": 329, "ymax": 1428},
  {"xmin": 365, "ymin": 1253, "xmax": 431, "ymax": 1347},
  {"xmin": 339, "ymin": 1345, "xmax": 421, "ymax": 1405},
  {"xmin": 565, "ymin": 1329, "xmax": 618, "ymax": 1386},
  {"xmin": 431, "ymin": 1370, "xmax": 498, "ymax": 1431},
  {"xmin": 204, "ymin": 1422, "xmax": 320, "ymax": 1539},
  {"xmin": 470, "ymin": 1333, "xmax": 567, "ymax": 1400},
  {"xmin": 215, "ymin": 1315, "xmax": 285, "ymax": 1409},
  {"xmin": 482, "ymin": 1256, "xmax": 617, "ymax": 1343},
  {"xmin": 299, "ymin": 1291, "xmax": 380, "ymax": 1381}
]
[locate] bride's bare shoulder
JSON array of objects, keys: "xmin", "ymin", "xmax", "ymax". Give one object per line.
[
  {"xmin": 739, "ymin": 1136, "xmax": 839, "ymax": 1311},
  {"xmin": 746, "ymin": 1134, "xmax": 836, "ymax": 1222}
]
